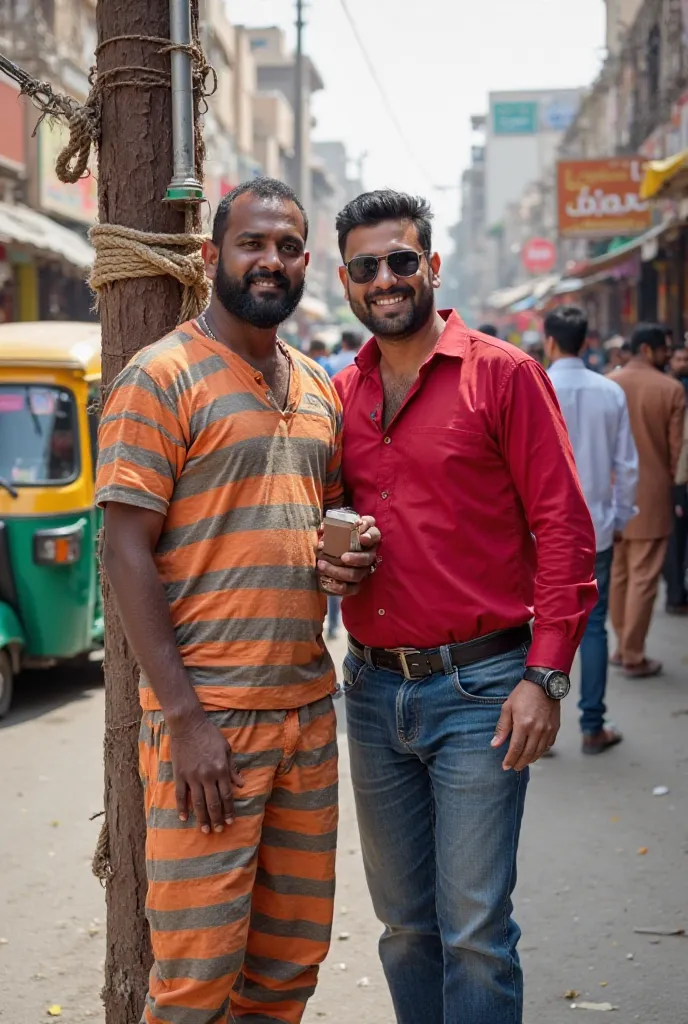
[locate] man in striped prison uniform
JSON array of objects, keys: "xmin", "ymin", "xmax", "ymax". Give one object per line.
[{"xmin": 96, "ymin": 178, "xmax": 379, "ymax": 1024}]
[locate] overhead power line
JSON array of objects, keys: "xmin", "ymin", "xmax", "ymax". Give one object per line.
[{"xmin": 337, "ymin": 0, "xmax": 436, "ymax": 188}]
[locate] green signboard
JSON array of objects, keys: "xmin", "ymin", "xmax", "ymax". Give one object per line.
[{"xmin": 493, "ymin": 102, "xmax": 538, "ymax": 135}]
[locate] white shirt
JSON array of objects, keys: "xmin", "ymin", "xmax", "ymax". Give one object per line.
[
  {"xmin": 548, "ymin": 357, "xmax": 639, "ymax": 552},
  {"xmin": 328, "ymin": 349, "xmax": 358, "ymax": 374}
]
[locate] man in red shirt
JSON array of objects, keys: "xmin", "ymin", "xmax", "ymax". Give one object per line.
[{"xmin": 325, "ymin": 190, "xmax": 597, "ymax": 1024}]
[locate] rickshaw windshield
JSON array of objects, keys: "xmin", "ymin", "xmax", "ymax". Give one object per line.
[{"xmin": 0, "ymin": 384, "xmax": 79, "ymax": 486}]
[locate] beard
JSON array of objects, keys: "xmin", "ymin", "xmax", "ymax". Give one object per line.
[
  {"xmin": 348, "ymin": 278, "xmax": 435, "ymax": 339},
  {"xmin": 215, "ymin": 261, "xmax": 305, "ymax": 329}
]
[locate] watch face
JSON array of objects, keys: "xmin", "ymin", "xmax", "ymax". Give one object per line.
[{"xmin": 546, "ymin": 672, "xmax": 570, "ymax": 700}]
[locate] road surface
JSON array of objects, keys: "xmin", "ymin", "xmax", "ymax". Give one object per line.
[{"xmin": 1, "ymin": 608, "xmax": 687, "ymax": 1023}]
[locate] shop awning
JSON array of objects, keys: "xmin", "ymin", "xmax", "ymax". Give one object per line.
[
  {"xmin": 574, "ymin": 219, "xmax": 676, "ymax": 279},
  {"xmin": 486, "ymin": 280, "xmax": 536, "ymax": 312},
  {"xmin": 510, "ymin": 295, "xmax": 536, "ymax": 313},
  {"xmin": 640, "ymin": 150, "xmax": 688, "ymax": 200},
  {"xmin": 0, "ymin": 201, "xmax": 94, "ymax": 270},
  {"xmin": 551, "ymin": 277, "xmax": 583, "ymax": 296},
  {"xmin": 488, "ymin": 274, "xmax": 560, "ymax": 313}
]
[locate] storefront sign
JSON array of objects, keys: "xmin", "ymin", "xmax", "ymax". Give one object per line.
[
  {"xmin": 493, "ymin": 102, "xmax": 537, "ymax": 136},
  {"xmin": 38, "ymin": 121, "xmax": 97, "ymax": 225},
  {"xmin": 539, "ymin": 96, "xmax": 579, "ymax": 134},
  {"xmin": 0, "ymin": 79, "xmax": 25, "ymax": 171},
  {"xmin": 557, "ymin": 158, "xmax": 651, "ymax": 239},
  {"xmin": 522, "ymin": 238, "xmax": 557, "ymax": 274}
]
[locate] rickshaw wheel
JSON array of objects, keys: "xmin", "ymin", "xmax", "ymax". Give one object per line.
[{"xmin": 0, "ymin": 649, "xmax": 13, "ymax": 719}]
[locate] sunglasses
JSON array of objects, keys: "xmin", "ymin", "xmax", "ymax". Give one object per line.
[{"xmin": 345, "ymin": 249, "xmax": 429, "ymax": 285}]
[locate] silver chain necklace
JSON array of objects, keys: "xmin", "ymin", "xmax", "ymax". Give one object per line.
[
  {"xmin": 198, "ymin": 308, "xmax": 288, "ymax": 365},
  {"xmin": 197, "ymin": 309, "xmax": 216, "ymax": 342}
]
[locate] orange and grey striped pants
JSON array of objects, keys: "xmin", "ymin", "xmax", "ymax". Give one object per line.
[{"xmin": 138, "ymin": 695, "xmax": 338, "ymax": 1024}]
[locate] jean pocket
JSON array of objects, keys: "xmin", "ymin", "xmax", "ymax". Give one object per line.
[
  {"xmin": 337, "ymin": 652, "xmax": 366, "ymax": 697},
  {"xmin": 451, "ymin": 645, "xmax": 527, "ymax": 704}
]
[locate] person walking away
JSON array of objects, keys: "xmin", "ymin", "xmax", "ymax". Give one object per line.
[
  {"xmin": 546, "ymin": 307, "xmax": 638, "ymax": 754},
  {"xmin": 326, "ymin": 189, "xmax": 597, "ymax": 1024},
  {"xmin": 602, "ymin": 335, "xmax": 627, "ymax": 374},
  {"xmin": 609, "ymin": 323, "xmax": 686, "ymax": 676},
  {"xmin": 583, "ymin": 327, "xmax": 607, "ymax": 372},
  {"xmin": 663, "ymin": 345, "xmax": 688, "ymax": 611},
  {"xmin": 308, "ymin": 337, "xmax": 334, "ymax": 376},
  {"xmin": 95, "ymin": 178, "xmax": 379, "ymax": 1024},
  {"xmin": 669, "ymin": 344, "xmax": 688, "ymax": 401},
  {"xmin": 328, "ymin": 329, "xmax": 362, "ymax": 374}
]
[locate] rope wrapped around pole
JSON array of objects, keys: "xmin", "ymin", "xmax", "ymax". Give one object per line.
[
  {"xmin": 0, "ymin": 39, "xmax": 215, "ymax": 325},
  {"xmin": 89, "ymin": 223, "xmax": 210, "ymax": 323}
]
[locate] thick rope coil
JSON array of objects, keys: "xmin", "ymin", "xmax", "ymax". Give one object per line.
[{"xmin": 89, "ymin": 223, "xmax": 210, "ymax": 323}]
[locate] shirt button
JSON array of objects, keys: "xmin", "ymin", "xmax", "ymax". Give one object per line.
[
  {"xmin": 384, "ymin": 436, "xmax": 392, "ymax": 444},
  {"xmin": 381, "ymin": 491, "xmax": 389, "ymax": 500},
  {"xmin": 378, "ymin": 608, "xmax": 385, "ymax": 616}
]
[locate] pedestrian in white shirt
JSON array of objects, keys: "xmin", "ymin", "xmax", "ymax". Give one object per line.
[{"xmin": 546, "ymin": 307, "xmax": 639, "ymax": 754}]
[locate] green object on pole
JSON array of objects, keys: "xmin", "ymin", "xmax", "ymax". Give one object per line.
[{"xmin": 164, "ymin": 183, "xmax": 205, "ymax": 202}]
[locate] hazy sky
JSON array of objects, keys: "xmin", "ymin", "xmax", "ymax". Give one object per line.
[{"xmin": 229, "ymin": 0, "xmax": 606, "ymax": 250}]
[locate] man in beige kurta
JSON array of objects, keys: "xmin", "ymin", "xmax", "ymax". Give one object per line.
[{"xmin": 610, "ymin": 324, "xmax": 686, "ymax": 676}]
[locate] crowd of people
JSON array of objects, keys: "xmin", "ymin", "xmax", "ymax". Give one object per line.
[
  {"xmin": 545, "ymin": 311, "xmax": 687, "ymax": 754},
  {"xmin": 479, "ymin": 312, "xmax": 687, "ymax": 752}
]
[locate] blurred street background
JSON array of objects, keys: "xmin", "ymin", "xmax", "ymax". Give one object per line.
[{"xmin": 2, "ymin": 0, "xmax": 688, "ymax": 1022}]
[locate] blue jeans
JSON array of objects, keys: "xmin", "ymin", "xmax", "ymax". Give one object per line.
[
  {"xmin": 327, "ymin": 595, "xmax": 341, "ymax": 637},
  {"xmin": 343, "ymin": 643, "xmax": 530, "ymax": 1024},
  {"xmin": 579, "ymin": 547, "xmax": 613, "ymax": 735}
]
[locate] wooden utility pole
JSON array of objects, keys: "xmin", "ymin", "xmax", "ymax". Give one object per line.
[{"xmin": 94, "ymin": 2, "xmax": 201, "ymax": 1020}]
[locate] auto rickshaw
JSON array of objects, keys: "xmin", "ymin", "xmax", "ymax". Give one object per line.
[{"xmin": 0, "ymin": 321, "xmax": 104, "ymax": 716}]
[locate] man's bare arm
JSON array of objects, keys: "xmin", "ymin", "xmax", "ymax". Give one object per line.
[{"xmin": 102, "ymin": 502, "xmax": 243, "ymax": 833}]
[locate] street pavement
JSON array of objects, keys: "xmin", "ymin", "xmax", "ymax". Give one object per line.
[{"xmin": 1, "ymin": 604, "xmax": 687, "ymax": 1024}]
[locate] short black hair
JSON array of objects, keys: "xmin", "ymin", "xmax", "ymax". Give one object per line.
[
  {"xmin": 335, "ymin": 189, "xmax": 433, "ymax": 259},
  {"xmin": 212, "ymin": 178, "xmax": 308, "ymax": 247},
  {"xmin": 544, "ymin": 305, "xmax": 588, "ymax": 356},
  {"xmin": 630, "ymin": 322, "xmax": 668, "ymax": 355},
  {"xmin": 477, "ymin": 323, "xmax": 499, "ymax": 337},
  {"xmin": 341, "ymin": 330, "xmax": 362, "ymax": 350}
]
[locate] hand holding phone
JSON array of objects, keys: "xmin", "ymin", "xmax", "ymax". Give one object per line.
[{"xmin": 317, "ymin": 510, "xmax": 380, "ymax": 598}]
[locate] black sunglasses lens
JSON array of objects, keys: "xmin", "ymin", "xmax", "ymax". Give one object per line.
[
  {"xmin": 387, "ymin": 251, "xmax": 421, "ymax": 277},
  {"xmin": 348, "ymin": 256, "xmax": 379, "ymax": 284}
]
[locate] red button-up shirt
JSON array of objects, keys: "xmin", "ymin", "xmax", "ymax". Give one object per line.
[{"xmin": 334, "ymin": 311, "xmax": 597, "ymax": 674}]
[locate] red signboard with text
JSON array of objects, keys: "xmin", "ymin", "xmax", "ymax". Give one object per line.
[{"xmin": 557, "ymin": 158, "xmax": 651, "ymax": 239}]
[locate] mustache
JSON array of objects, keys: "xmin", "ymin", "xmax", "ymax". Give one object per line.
[
  {"xmin": 366, "ymin": 287, "xmax": 414, "ymax": 304},
  {"xmin": 243, "ymin": 270, "xmax": 290, "ymax": 290}
]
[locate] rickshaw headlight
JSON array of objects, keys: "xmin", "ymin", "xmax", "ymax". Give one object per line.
[{"xmin": 33, "ymin": 524, "xmax": 84, "ymax": 565}]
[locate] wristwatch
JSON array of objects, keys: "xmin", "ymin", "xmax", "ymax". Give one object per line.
[{"xmin": 523, "ymin": 667, "xmax": 571, "ymax": 700}]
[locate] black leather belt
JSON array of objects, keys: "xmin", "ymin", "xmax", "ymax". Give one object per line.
[{"xmin": 347, "ymin": 624, "xmax": 531, "ymax": 680}]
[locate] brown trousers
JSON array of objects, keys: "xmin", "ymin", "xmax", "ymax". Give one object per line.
[{"xmin": 609, "ymin": 538, "xmax": 668, "ymax": 666}]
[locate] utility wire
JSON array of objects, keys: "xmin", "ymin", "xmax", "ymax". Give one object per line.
[{"xmin": 337, "ymin": 0, "xmax": 436, "ymax": 188}]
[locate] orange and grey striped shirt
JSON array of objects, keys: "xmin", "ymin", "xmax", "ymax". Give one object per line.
[{"xmin": 96, "ymin": 320, "xmax": 343, "ymax": 711}]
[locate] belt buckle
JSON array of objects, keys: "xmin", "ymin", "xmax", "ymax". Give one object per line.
[{"xmin": 391, "ymin": 647, "xmax": 422, "ymax": 680}]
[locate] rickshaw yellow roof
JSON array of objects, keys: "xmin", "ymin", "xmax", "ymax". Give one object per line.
[{"xmin": 0, "ymin": 322, "xmax": 101, "ymax": 379}]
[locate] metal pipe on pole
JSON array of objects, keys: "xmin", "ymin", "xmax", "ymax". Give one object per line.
[
  {"xmin": 166, "ymin": 0, "xmax": 204, "ymax": 202},
  {"xmin": 293, "ymin": 0, "xmax": 306, "ymax": 202}
]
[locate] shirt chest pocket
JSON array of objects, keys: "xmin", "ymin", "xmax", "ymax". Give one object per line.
[{"xmin": 404, "ymin": 426, "xmax": 495, "ymax": 476}]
